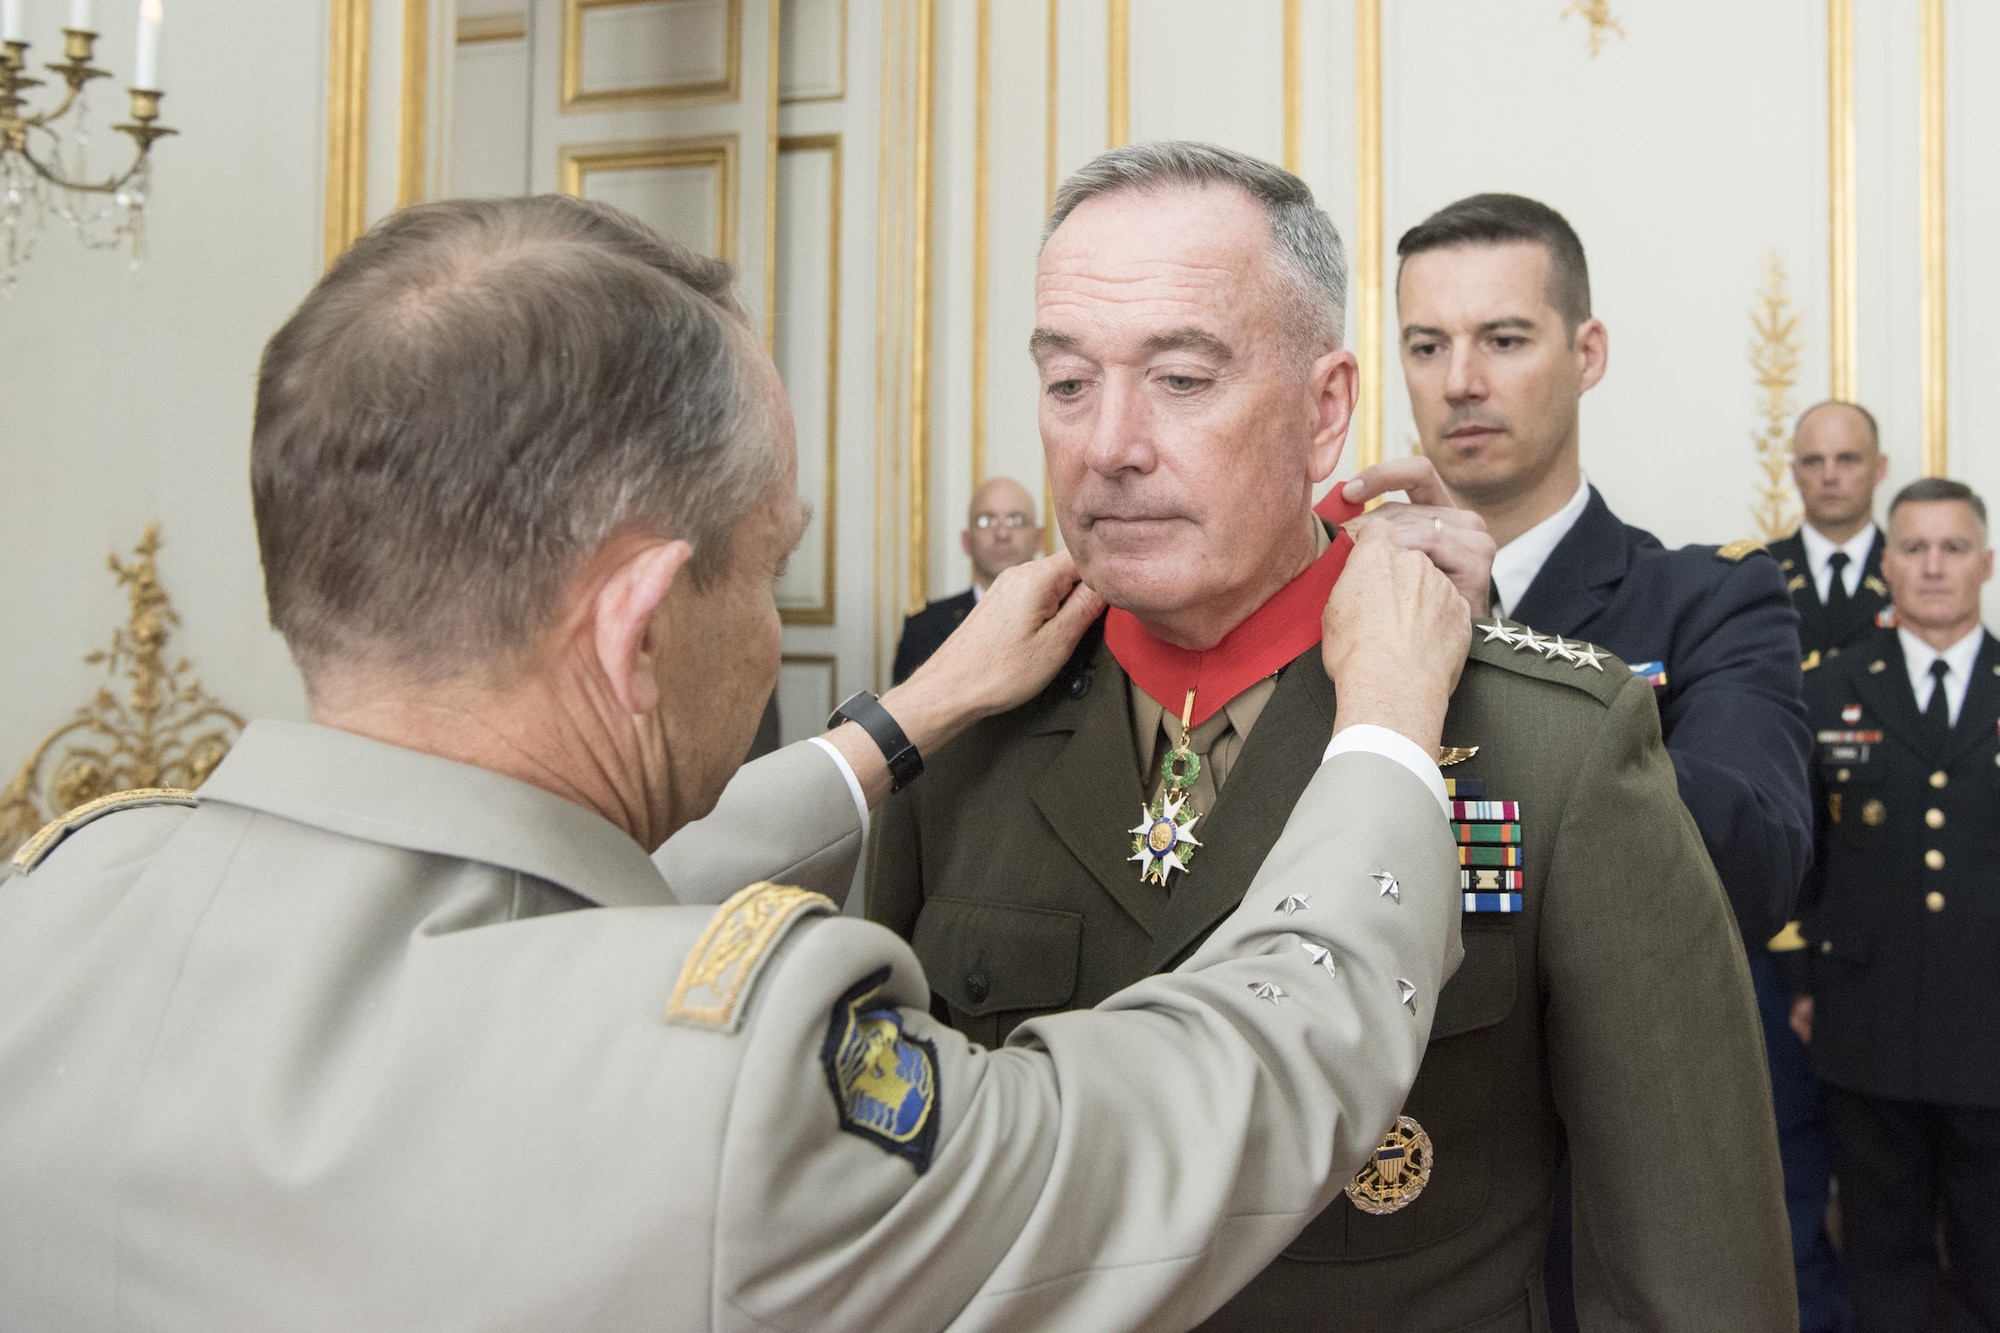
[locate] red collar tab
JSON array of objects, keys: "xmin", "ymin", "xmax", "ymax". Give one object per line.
[{"xmin": 1104, "ymin": 491, "xmax": 1363, "ymax": 728}]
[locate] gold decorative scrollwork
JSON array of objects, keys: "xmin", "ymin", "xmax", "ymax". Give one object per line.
[
  {"xmin": 1561, "ymin": 1, "xmax": 1625, "ymax": 57},
  {"xmin": 1749, "ymin": 253, "xmax": 1804, "ymax": 544},
  {"xmin": 0, "ymin": 525, "xmax": 243, "ymax": 860}
]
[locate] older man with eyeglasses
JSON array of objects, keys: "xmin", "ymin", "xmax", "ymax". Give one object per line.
[{"xmin": 893, "ymin": 475, "xmax": 1047, "ymax": 682}]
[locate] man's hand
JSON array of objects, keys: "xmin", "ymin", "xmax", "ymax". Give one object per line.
[
  {"xmin": 829, "ymin": 553, "xmax": 1105, "ymax": 806},
  {"xmin": 1322, "ymin": 522, "xmax": 1470, "ymax": 757},
  {"xmin": 1338, "ymin": 456, "xmax": 1495, "ymax": 617},
  {"xmin": 1789, "ymin": 995, "xmax": 1813, "ymax": 1046}
]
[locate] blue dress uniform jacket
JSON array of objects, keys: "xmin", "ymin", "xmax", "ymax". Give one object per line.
[
  {"xmin": 892, "ymin": 589, "xmax": 977, "ymax": 683},
  {"xmin": 1767, "ymin": 526, "xmax": 1890, "ymax": 661},
  {"xmin": 1800, "ymin": 626, "xmax": 2000, "ymax": 1107},
  {"xmin": 1512, "ymin": 488, "xmax": 1813, "ymax": 945}
]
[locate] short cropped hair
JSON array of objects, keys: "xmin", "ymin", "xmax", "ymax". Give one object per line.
[
  {"xmin": 252, "ymin": 195, "xmax": 774, "ymax": 684},
  {"xmin": 1888, "ymin": 477, "xmax": 1988, "ymax": 530},
  {"xmin": 1396, "ymin": 193, "xmax": 1592, "ymax": 330},
  {"xmin": 1795, "ymin": 399, "xmax": 1881, "ymax": 451},
  {"xmin": 1044, "ymin": 141, "xmax": 1348, "ymax": 354}
]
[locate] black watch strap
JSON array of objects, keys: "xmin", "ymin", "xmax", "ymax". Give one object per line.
[{"xmin": 828, "ymin": 690, "xmax": 924, "ymax": 793}]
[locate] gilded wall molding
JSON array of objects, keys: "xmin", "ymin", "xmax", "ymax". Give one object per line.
[
  {"xmin": 777, "ymin": 132, "xmax": 843, "ymax": 627},
  {"xmin": 1826, "ymin": 0, "xmax": 1856, "ymax": 401},
  {"xmin": 1282, "ymin": 0, "xmax": 1301, "ymax": 174},
  {"xmin": 1353, "ymin": 0, "xmax": 1383, "ymax": 470},
  {"xmin": 557, "ymin": 134, "xmax": 740, "ymax": 262},
  {"xmin": 1, "ymin": 527, "xmax": 243, "ymax": 862},
  {"xmin": 907, "ymin": 0, "xmax": 936, "ymax": 615},
  {"xmin": 1106, "ymin": 0, "xmax": 1128, "ymax": 148},
  {"xmin": 1749, "ymin": 254, "xmax": 1804, "ymax": 543},
  {"xmin": 396, "ymin": 0, "xmax": 429, "ymax": 209},
  {"xmin": 1918, "ymin": 0, "xmax": 1947, "ymax": 476},
  {"xmin": 1560, "ymin": 1, "xmax": 1624, "ymax": 58},
  {"xmin": 971, "ymin": 0, "xmax": 991, "ymax": 486},
  {"xmin": 561, "ymin": 0, "xmax": 744, "ymax": 114},
  {"xmin": 324, "ymin": 0, "xmax": 371, "ymax": 267}
]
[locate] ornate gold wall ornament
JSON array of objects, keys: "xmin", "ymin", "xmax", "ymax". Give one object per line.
[
  {"xmin": 1748, "ymin": 253, "xmax": 1803, "ymax": 543},
  {"xmin": 1560, "ymin": 1, "xmax": 1625, "ymax": 57},
  {"xmin": 0, "ymin": 526, "xmax": 243, "ymax": 862}
]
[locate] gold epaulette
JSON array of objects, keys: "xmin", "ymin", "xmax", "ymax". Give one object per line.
[
  {"xmin": 666, "ymin": 882, "xmax": 835, "ymax": 1032},
  {"xmin": 1716, "ymin": 539, "xmax": 1764, "ymax": 562},
  {"xmin": 9, "ymin": 787, "xmax": 199, "ymax": 875},
  {"xmin": 1801, "ymin": 650, "xmax": 1822, "ymax": 672},
  {"xmin": 1767, "ymin": 921, "xmax": 1807, "ymax": 952}
]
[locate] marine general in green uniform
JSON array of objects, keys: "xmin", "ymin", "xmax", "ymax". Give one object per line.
[{"xmin": 869, "ymin": 142, "xmax": 1794, "ymax": 1331}]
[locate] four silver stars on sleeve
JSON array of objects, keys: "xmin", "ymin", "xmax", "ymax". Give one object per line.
[
  {"xmin": 1256, "ymin": 871, "xmax": 1421, "ymax": 1014},
  {"xmin": 1477, "ymin": 618, "xmax": 1605, "ymax": 672}
]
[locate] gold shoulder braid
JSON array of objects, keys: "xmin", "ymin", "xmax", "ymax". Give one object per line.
[
  {"xmin": 9, "ymin": 787, "xmax": 198, "ymax": 875},
  {"xmin": 666, "ymin": 882, "xmax": 835, "ymax": 1032}
]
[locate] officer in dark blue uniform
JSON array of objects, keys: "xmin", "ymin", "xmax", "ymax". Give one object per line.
[
  {"xmin": 892, "ymin": 477, "xmax": 1043, "ymax": 683},
  {"xmin": 1796, "ymin": 478, "xmax": 2000, "ymax": 1332},
  {"xmin": 1395, "ymin": 193, "xmax": 1813, "ymax": 1333},
  {"xmin": 1768, "ymin": 400, "xmax": 1892, "ymax": 664}
]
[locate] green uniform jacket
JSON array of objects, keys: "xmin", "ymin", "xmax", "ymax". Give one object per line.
[{"xmin": 870, "ymin": 620, "xmax": 1794, "ymax": 1332}]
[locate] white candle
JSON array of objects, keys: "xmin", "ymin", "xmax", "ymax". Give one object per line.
[
  {"xmin": 66, "ymin": 0, "xmax": 88, "ymax": 32},
  {"xmin": 2, "ymin": 0, "xmax": 24, "ymax": 44},
  {"xmin": 133, "ymin": 0, "xmax": 161, "ymax": 87}
]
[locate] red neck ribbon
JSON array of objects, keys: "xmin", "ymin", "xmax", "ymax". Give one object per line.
[{"xmin": 1104, "ymin": 490, "xmax": 1363, "ymax": 727}]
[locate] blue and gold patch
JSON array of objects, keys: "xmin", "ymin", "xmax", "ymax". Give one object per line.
[{"xmin": 821, "ymin": 967, "xmax": 940, "ymax": 1174}]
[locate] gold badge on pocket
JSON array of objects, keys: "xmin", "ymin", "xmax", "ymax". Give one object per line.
[{"xmin": 1346, "ymin": 1115, "xmax": 1434, "ymax": 1215}]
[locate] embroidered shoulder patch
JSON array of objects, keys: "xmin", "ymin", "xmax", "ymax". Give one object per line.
[
  {"xmin": 820, "ymin": 966, "xmax": 939, "ymax": 1174},
  {"xmin": 666, "ymin": 882, "xmax": 834, "ymax": 1032},
  {"xmin": 9, "ymin": 787, "xmax": 199, "ymax": 875}
]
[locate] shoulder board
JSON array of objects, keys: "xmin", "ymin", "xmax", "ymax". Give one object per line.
[
  {"xmin": 666, "ymin": 881, "xmax": 835, "ymax": 1033},
  {"xmin": 1715, "ymin": 539, "xmax": 1765, "ymax": 562},
  {"xmin": 1801, "ymin": 650, "xmax": 1822, "ymax": 672},
  {"xmin": 1466, "ymin": 618, "xmax": 1627, "ymax": 706},
  {"xmin": 1767, "ymin": 920, "xmax": 1808, "ymax": 952},
  {"xmin": 9, "ymin": 787, "xmax": 199, "ymax": 876}
]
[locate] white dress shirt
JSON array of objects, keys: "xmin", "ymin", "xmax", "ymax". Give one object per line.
[
  {"xmin": 1490, "ymin": 477, "xmax": 1591, "ymax": 618},
  {"xmin": 1898, "ymin": 625, "xmax": 1984, "ymax": 727},
  {"xmin": 1798, "ymin": 522, "xmax": 1878, "ymax": 604}
]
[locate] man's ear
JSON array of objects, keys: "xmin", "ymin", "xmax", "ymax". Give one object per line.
[
  {"xmin": 1307, "ymin": 348, "xmax": 1359, "ymax": 485},
  {"xmin": 1576, "ymin": 318, "xmax": 1609, "ymax": 394},
  {"xmin": 960, "ymin": 528, "xmax": 973, "ymax": 558},
  {"xmin": 593, "ymin": 540, "xmax": 696, "ymax": 716}
]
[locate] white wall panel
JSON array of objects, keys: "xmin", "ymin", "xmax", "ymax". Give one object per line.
[
  {"xmin": 780, "ymin": 0, "xmax": 847, "ymax": 100},
  {"xmin": 774, "ymin": 138, "xmax": 841, "ymax": 621},
  {"xmin": 1128, "ymin": 0, "xmax": 1284, "ymax": 163},
  {"xmin": 452, "ymin": 38, "xmax": 534, "ymax": 196}
]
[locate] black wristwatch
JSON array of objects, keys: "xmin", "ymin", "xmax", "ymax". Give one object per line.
[{"xmin": 828, "ymin": 691, "xmax": 924, "ymax": 793}]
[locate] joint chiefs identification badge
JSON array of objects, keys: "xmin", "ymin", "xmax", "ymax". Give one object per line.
[
  {"xmin": 1346, "ymin": 1115, "xmax": 1434, "ymax": 1215},
  {"xmin": 821, "ymin": 967, "xmax": 940, "ymax": 1173}
]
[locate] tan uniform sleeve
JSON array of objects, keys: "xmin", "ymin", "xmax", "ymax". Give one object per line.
[
  {"xmin": 654, "ymin": 741, "xmax": 865, "ymax": 906},
  {"xmin": 712, "ymin": 751, "xmax": 1461, "ymax": 1332},
  {"xmin": 1540, "ymin": 673, "xmax": 1795, "ymax": 1330}
]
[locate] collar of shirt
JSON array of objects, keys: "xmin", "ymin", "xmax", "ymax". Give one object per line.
[
  {"xmin": 1798, "ymin": 522, "xmax": 1877, "ymax": 602},
  {"xmin": 1489, "ymin": 476, "xmax": 1591, "ymax": 618},
  {"xmin": 198, "ymin": 719, "xmax": 677, "ymax": 909},
  {"xmin": 1897, "ymin": 624, "xmax": 1985, "ymax": 726},
  {"xmin": 970, "ymin": 582, "xmax": 982, "ymax": 603}
]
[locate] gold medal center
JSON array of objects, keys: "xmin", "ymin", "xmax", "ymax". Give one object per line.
[{"xmin": 1147, "ymin": 820, "xmax": 1177, "ymax": 854}]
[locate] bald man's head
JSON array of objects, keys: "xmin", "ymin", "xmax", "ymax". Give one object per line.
[
  {"xmin": 1791, "ymin": 400, "xmax": 1887, "ymax": 541},
  {"xmin": 963, "ymin": 477, "xmax": 1043, "ymax": 588}
]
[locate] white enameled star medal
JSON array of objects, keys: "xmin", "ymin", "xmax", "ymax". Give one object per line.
[{"xmin": 1130, "ymin": 690, "xmax": 1204, "ymax": 887}]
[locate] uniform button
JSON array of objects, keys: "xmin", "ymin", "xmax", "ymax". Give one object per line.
[
  {"xmin": 964, "ymin": 971, "xmax": 990, "ymax": 1004},
  {"xmin": 1837, "ymin": 768, "xmax": 1851, "ymax": 783},
  {"xmin": 1926, "ymin": 808, "xmax": 1946, "ymax": 829},
  {"xmin": 1931, "ymin": 770, "xmax": 1949, "ymax": 789},
  {"xmin": 1820, "ymin": 940, "xmax": 1834, "ymax": 954},
  {"xmin": 1926, "ymin": 891, "xmax": 1946, "ymax": 913},
  {"xmin": 1925, "ymin": 849, "xmax": 1945, "ymax": 870},
  {"xmin": 1067, "ymin": 672, "xmax": 1092, "ymax": 700}
]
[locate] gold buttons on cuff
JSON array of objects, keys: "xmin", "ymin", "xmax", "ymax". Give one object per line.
[
  {"xmin": 1927, "ymin": 808, "xmax": 1946, "ymax": 829},
  {"xmin": 1926, "ymin": 891, "xmax": 1946, "ymax": 913},
  {"xmin": 1925, "ymin": 849, "xmax": 1945, "ymax": 870},
  {"xmin": 1930, "ymin": 770, "xmax": 1949, "ymax": 789}
]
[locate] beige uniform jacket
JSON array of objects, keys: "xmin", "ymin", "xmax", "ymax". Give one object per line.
[{"xmin": 0, "ymin": 719, "xmax": 1460, "ymax": 1333}]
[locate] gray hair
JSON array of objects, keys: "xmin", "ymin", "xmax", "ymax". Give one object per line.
[
  {"xmin": 1043, "ymin": 141, "xmax": 1348, "ymax": 354},
  {"xmin": 1889, "ymin": 476, "xmax": 1988, "ymax": 530},
  {"xmin": 252, "ymin": 195, "xmax": 776, "ymax": 684}
]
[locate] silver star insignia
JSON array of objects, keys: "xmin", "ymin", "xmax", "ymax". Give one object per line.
[
  {"xmin": 1569, "ymin": 641, "xmax": 1606, "ymax": 671},
  {"xmin": 1475, "ymin": 618, "xmax": 1518, "ymax": 645},
  {"xmin": 1249, "ymin": 981, "xmax": 1287, "ymax": 1003},
  {"xmin": 1397, "ymin": 978, "xmax": 1419, "ymax": 1013},
  {"xmin": 1372, "ymin": 870, "xmax": 1401, "ymax": 903},
  {"xmin": 1276, "ymin": 893, "xmax": 1312, "ymax": 915},
  {"xmin": 1545, "ymin": 635, "xmax": 1580, "ymax": 664},
  {"xmin": 1301, "ymin": 942, "xmax": 1338, "ymax": 976},
  {"xmin": 1512, "ymin": 628, "xmax": 1551, "ymax": 655}
]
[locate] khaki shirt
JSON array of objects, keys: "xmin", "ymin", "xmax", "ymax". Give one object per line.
[{"xmin": 0, "ymin": 719, "xmax": 1458, "ymax": 1332}]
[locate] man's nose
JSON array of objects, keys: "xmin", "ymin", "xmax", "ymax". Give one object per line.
[
  {"xmin": 1444, "ymin": 344, "xmax": 1485, "ymax": 403},
  {"xmin": 1083, "ymin": 375, "xmax": 1154, "ymax": 474}
]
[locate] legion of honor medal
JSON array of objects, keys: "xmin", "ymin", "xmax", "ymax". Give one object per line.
[{"xmin": 1129, "ymin": 690, "xmax": 1204, "ymax": 887}]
